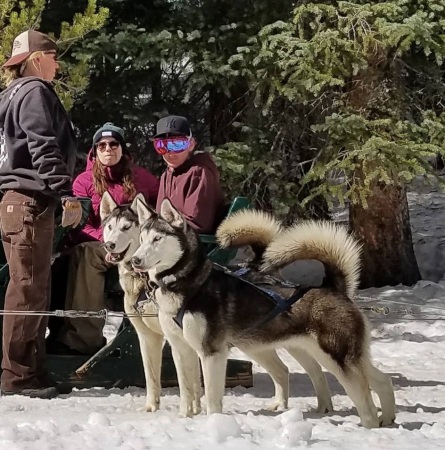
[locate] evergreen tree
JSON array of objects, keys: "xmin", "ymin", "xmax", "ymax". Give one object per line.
[
  {"xmin": 71, "ymin": 0, "xmax": 297, "ymax": 173},
  {"xmin": 230, "ymin": 0, "xmax": 445, "ymax": 287},
  {"xmin": 0, "ymin": 0, "xmax": 108, "ymax": 109},
  {"xmin": 68, "ymin": 0, "xmax": 445, "ymax": 287}
]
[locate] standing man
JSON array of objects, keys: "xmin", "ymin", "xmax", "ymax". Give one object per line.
[
  {"xmin": 0, "ymin": 30, "xmax": 81, "ymax": 398},
  {"xmin": 153, "ymin": 115, "xmax": 225, "ymax": 234}
]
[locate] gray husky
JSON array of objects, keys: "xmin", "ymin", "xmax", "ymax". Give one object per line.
[
  {"xmin": 131, "ymin": 198, "xmax": 396, "ymax": 428},
  {"xmin": 100, "ymin": 192, "xmax": 202, "ymax": 414}
]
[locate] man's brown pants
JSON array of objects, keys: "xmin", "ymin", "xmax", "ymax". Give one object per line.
[{"xmin": 0, "ymin": 190, "xmax": 56, "ymax": 391}]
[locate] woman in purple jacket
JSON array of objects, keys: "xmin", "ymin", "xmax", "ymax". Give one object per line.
[{"xmin": 49, "ymin": 123, "xmax": 159, "ymax": 355}]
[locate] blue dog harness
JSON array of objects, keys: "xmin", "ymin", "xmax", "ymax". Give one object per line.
[{"xmin": 172, "ymin": 264, "xmax": 310, "ymax": 329}]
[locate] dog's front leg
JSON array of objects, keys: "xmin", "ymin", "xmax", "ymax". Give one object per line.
[
  {"xmin": 137, "ymin": 325, "xmax": 164, "ymax": 412},
  {"xmin": 190, "ymin": 353, "xmax": 202, "ymax": 415},
  {"xmin": 168, "ymin": 336, "xmax": 200, "ymax": 418},
  {"xmin": 200, "ymin": 348, "xmax": 229, "ymax": 415},
  {"xmin": 125, "ymin": 311, "xmax": 164, "ymax": 412}
]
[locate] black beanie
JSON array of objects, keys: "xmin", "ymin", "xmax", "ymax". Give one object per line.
[{"xmin": 92, "ymin": 123, "xmax": 126, "ymax": 152}]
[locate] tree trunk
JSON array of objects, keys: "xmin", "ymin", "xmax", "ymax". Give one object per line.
[{"xmin": 349, "ymin": 183, "xmax": 421, "ymax": 288}]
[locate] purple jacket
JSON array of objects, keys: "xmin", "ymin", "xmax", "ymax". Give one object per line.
[
  {"xmin": 74, "ymin": 150, "xmax": 159, "ymax": 242},
  {"xmin": 156, "ymin": 151, "xmax": 225, "ymax": 234}
]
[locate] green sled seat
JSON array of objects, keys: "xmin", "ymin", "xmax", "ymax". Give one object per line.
[
  {"xmin": 200, "ymin": 196, "xmax": 251, "ymax": 265},
  {"xmin": 45, "ymin": 196, "xmax": 253, "ymax": 391}
]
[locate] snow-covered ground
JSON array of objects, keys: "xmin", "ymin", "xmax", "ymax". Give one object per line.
[{"xmin": 2, "ymin": 179, "xmax": 445, "ymax": 449}]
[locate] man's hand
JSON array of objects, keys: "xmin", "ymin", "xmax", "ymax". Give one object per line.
[{"xmin": 61, "ymin": 196, "xmax": 83, "ymax": 228}]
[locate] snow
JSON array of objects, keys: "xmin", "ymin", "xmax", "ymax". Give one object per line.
[
  {"xmin": 3, "ymin": 320, "xmax": 445, "ymax": 450},
  {"xmin": 2, "ymin": 179, "xmax": 445, "ymax": 449}
]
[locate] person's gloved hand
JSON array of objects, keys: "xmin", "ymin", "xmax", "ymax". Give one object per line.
[{"xmin": 61, "ymin": 196, "xmax": 83, "ymax": 228}]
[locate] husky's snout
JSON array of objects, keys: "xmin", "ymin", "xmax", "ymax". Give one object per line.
[
  {"xmin": 131, "ymin": 256, "xmax": 145, "ymax": 272},
  {"xmin": 132, "ymin": 256, "xmax": 141, "ymax": 267},
  {"xmin": 104, "ymin": 241, "xmax": 132, "ymax": 264},
  {"xmin": 105, "ymin": 241, "xmax": 116, "ymax": 252}
]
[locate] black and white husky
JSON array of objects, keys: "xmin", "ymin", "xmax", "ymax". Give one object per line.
[
  {"xmin": 131, "ymin": 198, "xmax": 396, "ymax": 428},
  {"xmin": 99, "ymin": 192, "xmax": 202, "ymax": 414}
]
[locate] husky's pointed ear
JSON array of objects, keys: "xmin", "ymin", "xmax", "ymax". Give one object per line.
[
  {"xmin": 136, "ymin": 197, "xmax": 156, "ymax": 225},
  {"xmin": 130, "ymin": 193, "xmax": 146, "ymax": 214},
  {"xmin": 160, "ymin": 198, "xmax": 184, "ymax": 228},
  {"xmin": 100, "ymin": 191, "xmax": 118, "ymax": 221}
]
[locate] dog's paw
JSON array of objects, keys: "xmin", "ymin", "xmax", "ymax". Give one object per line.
[
  {"xmin": 266, "ymin": 400, "xmax": 288, "ymax": 412},
  {"xmin": 179, "ymin": 402, "xmax": 194, "ymax": 418},
  {"xmin": 379, "ymin": 414, "xmax": 396, "ymax": 427},
  {"xmin": 315, "ymin": 400, "xmax": 333, "ymax": 414},
  {"xmin": 179, "ymin": 409, "xmax": 193, "ymax": 418},
  {"xmin": 144, "ymin": 397, "xmax": 160, "ymax": 412},
  {"xmin": 193, "ymin": 401, "xmax": 202, "ymax": 415},
  {"xmin": 145, "ymin": 403, "xmax": 160, "ymax": 413},
  {"xmin": 361, "ymin": 417, "xmax": 380, "ymax": 429}
]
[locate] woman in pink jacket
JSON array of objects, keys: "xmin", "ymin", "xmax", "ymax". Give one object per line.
[{"xmin": 49, "ymin": 123, "xmax": 159, "ymax": 355}]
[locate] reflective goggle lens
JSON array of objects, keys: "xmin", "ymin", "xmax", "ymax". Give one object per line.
[{"xmin": 154, "ymin": 137, "xmax": 190, "ymax": 154}]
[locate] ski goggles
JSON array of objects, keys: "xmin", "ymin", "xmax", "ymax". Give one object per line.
[{"xmin": 153, "ymin": 132, "xmax": 192, "ymax": 155}]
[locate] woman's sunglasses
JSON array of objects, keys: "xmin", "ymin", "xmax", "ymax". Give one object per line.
[
  {"xmin": 96, "ymin": 140, "xmax": 121, "ymax": 151},
  {"xmin": 153, "ymin": 133, "xmax": 192, "ymax": 155}
]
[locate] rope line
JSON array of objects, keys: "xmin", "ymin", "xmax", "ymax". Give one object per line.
[
  {"xmin": 0, "ymin": 305, "xmax": 444, "ymax": 321},
  {"xmin": 0, "ymin": 309, "xmax": 158, "ymax": 320}
]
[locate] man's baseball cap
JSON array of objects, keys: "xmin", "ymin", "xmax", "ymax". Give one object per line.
[
  {"xmin": 153, "ymin": 115, "xmax": 191, "ymax": 138},
  {"xmin": 2, "ymin": 30, "xmax": 58, "ymax": 67}
]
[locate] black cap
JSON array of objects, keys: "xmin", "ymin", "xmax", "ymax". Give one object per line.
[{"xmin": 153, "ymin": 115, "xmax": 191, "ymax": 138}]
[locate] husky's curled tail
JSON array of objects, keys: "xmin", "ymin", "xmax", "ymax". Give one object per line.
[
  {"xmin": 217, "ymin": 210, "xmax": 362, "ymax": 299},
  {"xmin": 216, "ymin": 209, "xmax": 282, "ymax": 267},
  {"xmin": 262, "ymin": 221, "xmax": 362, "ymax": 299}
]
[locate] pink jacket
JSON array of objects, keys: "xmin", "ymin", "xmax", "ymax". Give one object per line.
[{"xmin": 73, "ymin": 150, "xmax": 159, "ymax": 242}]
